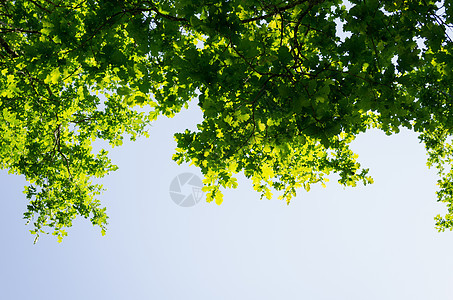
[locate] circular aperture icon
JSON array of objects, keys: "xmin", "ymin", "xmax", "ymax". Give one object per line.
[{"xmin": 169, "ymin": 173, "xmax": 204, "ymax": 207}]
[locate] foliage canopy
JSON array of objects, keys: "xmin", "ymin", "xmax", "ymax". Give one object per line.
[{"xmin": 1, "ymin": 0, "xmax": 453, "ymax": 241}]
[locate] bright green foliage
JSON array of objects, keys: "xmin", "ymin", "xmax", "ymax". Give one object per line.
[{"xmin": 1, "ymin": 0, "xmax": 452, "ymax": 240}]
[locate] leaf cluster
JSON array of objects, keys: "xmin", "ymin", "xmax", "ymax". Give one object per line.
[{"xmin": 1, "ymin": 0, "xmax": 452, "ymax": 240}]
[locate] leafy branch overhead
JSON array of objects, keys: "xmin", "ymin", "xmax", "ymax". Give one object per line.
[{"xmin": 1, "ymin": 0, "xmax": 452, "ymax": 241}]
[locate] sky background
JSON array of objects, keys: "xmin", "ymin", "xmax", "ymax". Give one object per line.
[{"xmin": 2, "ymin": 98, "xmax": 453, "ymax": 300}]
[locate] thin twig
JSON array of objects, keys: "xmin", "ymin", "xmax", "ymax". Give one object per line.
[{"xmin": 241, "ymin": 0, "xmax": 308, "ymax": 23}]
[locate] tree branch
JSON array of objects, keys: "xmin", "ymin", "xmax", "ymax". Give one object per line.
[
  {"xmin": 0, "ymin": 36, "xmax": 18, "ymax": 57},
  {"xmin": 241, "ymin": 0, "xmax": 326, "ymax": 23},
  {"xmin": 140, "ymin": 1, "xmax": 187, "ymax": 22},
  {"xmin": 0, "ymin": 27, "xmax": 41, "ymax": 34},
  {"xmin": 28, "ymin": 0, "xmax": 52, "ymax": 14}
]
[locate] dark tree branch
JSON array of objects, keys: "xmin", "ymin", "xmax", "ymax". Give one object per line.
[
  {"xmin": 29, "ymin": 0, "xmax": 52, "ymax": 13},
  {"xmin": 241, "ymin": 0, "xmax": 309, "ymax": 23},
  {"xmin": 0, "ymin": 36, "xmax": 18, "ymax": 57},
  {"xmin": 0, "ymin": 27, "xmax": 41, "ymax": 34},
  {"xmin": 140, "ymin": 1, "xmax": 187, "ymax": 22},
  {"xmin": 54, "ymin": 124, "xmax": 73, "ymax": 179},
  {"xmin": 241, "ymin": 0, "xmax": 325, "ymax": 23}
]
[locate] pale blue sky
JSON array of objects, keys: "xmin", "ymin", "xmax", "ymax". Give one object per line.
[{"xmin": 2, "ymin": 99, "xmax": 453, "ymax": 299}]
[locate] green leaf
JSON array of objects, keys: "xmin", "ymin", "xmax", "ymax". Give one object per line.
[{"xmin": 117, "ymin": 86, "xmax": 132, "ymax": 96}]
